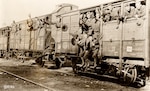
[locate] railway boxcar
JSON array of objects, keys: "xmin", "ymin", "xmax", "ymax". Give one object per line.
[
  {"xmin": 71, "ymin": 0, "xmax": 150, "ymax": 87},
  {"xmin": 0, "ymin": 0, "xmax": 149, "ymax": 87},
  {"xmin": 48, "ymin": 4, "xmax": 79, "ymax": 68},
  {"xmin": 6, "ymin": 3, "xmax": 79, "ymax": 67},
  {"xmin": 0, "ymin": 26, "xmax": 10, "ymax": 58},
  {"xmin": 9, "ymin": 14, "xmax": 52, "ymax": 58}
]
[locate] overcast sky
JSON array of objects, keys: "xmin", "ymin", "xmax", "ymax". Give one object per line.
[{"xmin": 0, "ymin": 0, "xmax": 115, "ymax": 27}]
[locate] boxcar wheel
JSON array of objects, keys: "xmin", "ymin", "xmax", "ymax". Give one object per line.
[
  {"xmin": 122, "ymin": 67, "xmax": 137, "ymax": 85},
  {"xmin": 55, "ymin": 58, "xmax": 62, "ymax": 68}
]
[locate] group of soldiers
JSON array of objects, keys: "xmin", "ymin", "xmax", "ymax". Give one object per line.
[
  {"xmin": 103, "ymin": 0, "xmax": 146, "ymax": 28},
  {"xmin": 11, "ymin": 14, "xmax": 51, "ymax": 33},
  {"xmin": 27, "ymin": 14, "xmax": 51, "ymax": 31},
  {"xmin": 72, "ymin": 0, "xmax": 146, "ymax": 70},
  {"xmin": 73, "ymin": 7, "xmax": 102, "ymax": 69},
  {"xmin": 74, "ymin": 27, "xmax": 100, "ymax": 69}
]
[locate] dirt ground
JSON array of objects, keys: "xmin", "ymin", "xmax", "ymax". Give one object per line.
[{"xmin": 0, "ymin": 58, "xmax": 150, "ymax": 91}]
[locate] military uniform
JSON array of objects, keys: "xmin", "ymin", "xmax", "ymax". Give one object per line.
[
  {"xmin": 135, "ymin": 0, "xmax": 146, "ymax": 26},
  {"xmin": 27, "ymin": 15, "xmax": 33, "ymax": 31},
  {"xmin": 124, "ymin": 3, "xmax": 136, "ymax": 20},
  {"xmin": 82, "ymin": 35, "xmax": 93, "ymax": 68},
  {"xmin": 77, "ymin": 32, "xmax": 87, "ymax": 57},
  {"xmin": 45, "ymin": 31, "xmax": 55, "ymax": 61},
  {"xmin": 92, "ymin": 20, "xmax": 100, "ymax": 39},
  {"xmin": 103, "ymin": 5, "xmax": 112, "ymax": 23},
  {"xmin": 111, "ymin": 7, "xmax": 121, "ymax": 21},
  {"xmin": 95, "ymin": 7, "xmax": 101, "ymax": 21},
  {"xmin": 135, "ymin": 0, "xmax": 146, "ymax": 18},
  {"xmin": 92, "ymin": 38, "xmax": 99, "ymax": 67},
  {"xmin": 55, "ymin": 17, "xmax": 61, "ymax": 28},
  {"xmin": 11, "ymin": 21, "xmax": 17, "ymax": 33}
]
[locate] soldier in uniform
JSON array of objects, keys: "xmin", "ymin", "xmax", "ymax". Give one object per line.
[
  {"xmin": 79, "ymin": 14, "xmax": 84, "ymax": 26},
  {"xmin": 11, "ymin": 20, "xmax": 17, "ymax": 32},
  {"xmin": 82, "ymin": 26, "xmax": 94, "ymax": 69},
  {"xmin": 42, "ymin": 16, "xmax": 50, "ymax": 30},
  {"xmin": 27, "ymin": 14, "xmax": 33, "ymax": 31},
  {"xmin": 110, "ymin": 6, "xmax": 121, "ymax": 29},
  {"xmin": 124, "ymin": 2, "xmax": 136, "ymax": 21},
  {"xmin": 135, "ymin": 0, "xmax": 146, "ymax": 26},
  {"xmin": 92, "ymin": 37, "xmax": 99, "ymax": 68},
  {"xmin": 95, "ymin": 7, "xmax": 101, "ymax": 21},
  {"xmin": 103, "ymin": 4, "xmax": 112, "ymax": 23},
  {"xmin": 55, "ymin": 17, "xmax": 61, "ymax": 28},
  {"xmin": 45, "ymin": 31, "xmax": 55, "ymax": 61},
  {"xmin": 111, "ymin": 6, "xmax": 121, "ymax": 21},
  {"xmin": 77, "ymin": 29, "xmax": 88, "ymax": 67},
  {"xmin": 79, "ymin": 14, "xmax": 89, "ymax": 32},
  {"xmin": 11, "ymin": 20, "xmax": 21, "ymax": 34},
  {"xmin": 35, "ymin": 17, "xmax": 42, "ymax": 29}
]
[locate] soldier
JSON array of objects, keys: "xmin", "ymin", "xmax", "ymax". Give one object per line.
[
  {"xmin": 82, "ymin": 26, "xmax": 94, "ymax": 69},
  {"xmin": 11, "ymin": 20, "xmax": 17, "ymax": 33},
  {"xmin": 93, "ymin": 7, "xmax": 101, "ymax": 38},
  {"xmin": 55, "ymin": 17, "xmax": 61, "ymax": 28},
  {"xmin": 44, "ymin": 16, "xmax": 50, "ymax": 25},
  {"xmin": 42, "ymin": 16, "xmax": 50, "ymax": 30},
  {"xmin": 111, "ymin": 6, "xmax": 121, "ymax": 21},
  {"xmin": 89, "ymin": 11, "xmax": 97, "ymax": 30},
  {"xmin": 124, "ymin": 2, "xmax": 136, "ymax": 21},
  {"xmin": 103, "ymin": 4, "xmax": 112, "ymax": 23},
  {"xmin": 79, "ymin": 14, "xmax": 84, "ymax": 26},
  {"xmin": 35, "ymin": 17, "xmax": 42, "ymax": 29},
  {"xmin": 95, "ymin": 7, "xmax": 101, "ymax": 21},
  {"xmin": 92, "ymin": 37, "xmax": 99, "ymax": 68},
  {"xmin": 48, "ymin": 34, "xmax": 55, "ymax": 61},
  {"xmin": 11, "ymin": 21, "xmax": 21, "ymax": 34},
  {"xmin": 82, "ymin": 14, "xmax": 88, "ymax": 23},
  {"xmin": 135, "ymin": 0, "xmax": 146, "ymax": 26},
  {"xmin": 77, "ymin": 29, "xmax": 88, "ymax": 67},
  {"xmin": 27, "ymin": 14, "xmax": 33, "ymax": 31},
  {"xmin": 110, "ymin": 6, "xmax": 121, "ymax": 29},
  {"xmin": 86, "ymin": 11, "xmax": 93, "ymax": 26}
]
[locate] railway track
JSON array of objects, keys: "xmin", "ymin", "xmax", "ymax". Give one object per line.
[
  {"xmin": 0, "ymin": 63, "xmax": 147, "ymax": 91},
  {"xmin": 47, "ymin": 67, "xmax": 120, "ymax": 85},
  {"xmin": 0, "ymin": 68, "xmax": 55, "ymax": 91}
]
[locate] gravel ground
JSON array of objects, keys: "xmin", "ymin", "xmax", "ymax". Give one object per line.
[
  {"xmin": 0, "ymin": 71, "xmax": 47, "ymax": 91},
  {"xmin": 0, "ymin": 58, "xmax": 150, "ymax": 91}
]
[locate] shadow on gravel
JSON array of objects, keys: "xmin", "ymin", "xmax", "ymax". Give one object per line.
[{"xmin": 47, "ymin": 66, "xmax": 58, "ymax": 69}]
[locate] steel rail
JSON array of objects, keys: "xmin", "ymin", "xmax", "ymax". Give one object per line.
[{"xmin": 0, "ymin": 68, "xmax": 55, "ymax": 91}]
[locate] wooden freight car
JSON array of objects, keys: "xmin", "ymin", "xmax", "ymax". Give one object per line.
[
  {"xmin": 0, "ymin": 26, "xmax": 10, "ymax": 58},
  {"xmin": 8, "ymin": 3, "xmax": 78, "ymax": 58},
  {"xmin": 0, "ymin": 4, "xmax": 79, "ymax": 67},
  {"xmin": 47, "ymin": 4, "xmax": 79, "ymax": 67},
  {"xmin": 70, "ymin": 0, "xmax": 150, "ymax": 87},
  {"xmin": 9, "ymin": 15, "xmax": 50, "ymax": 59}
]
